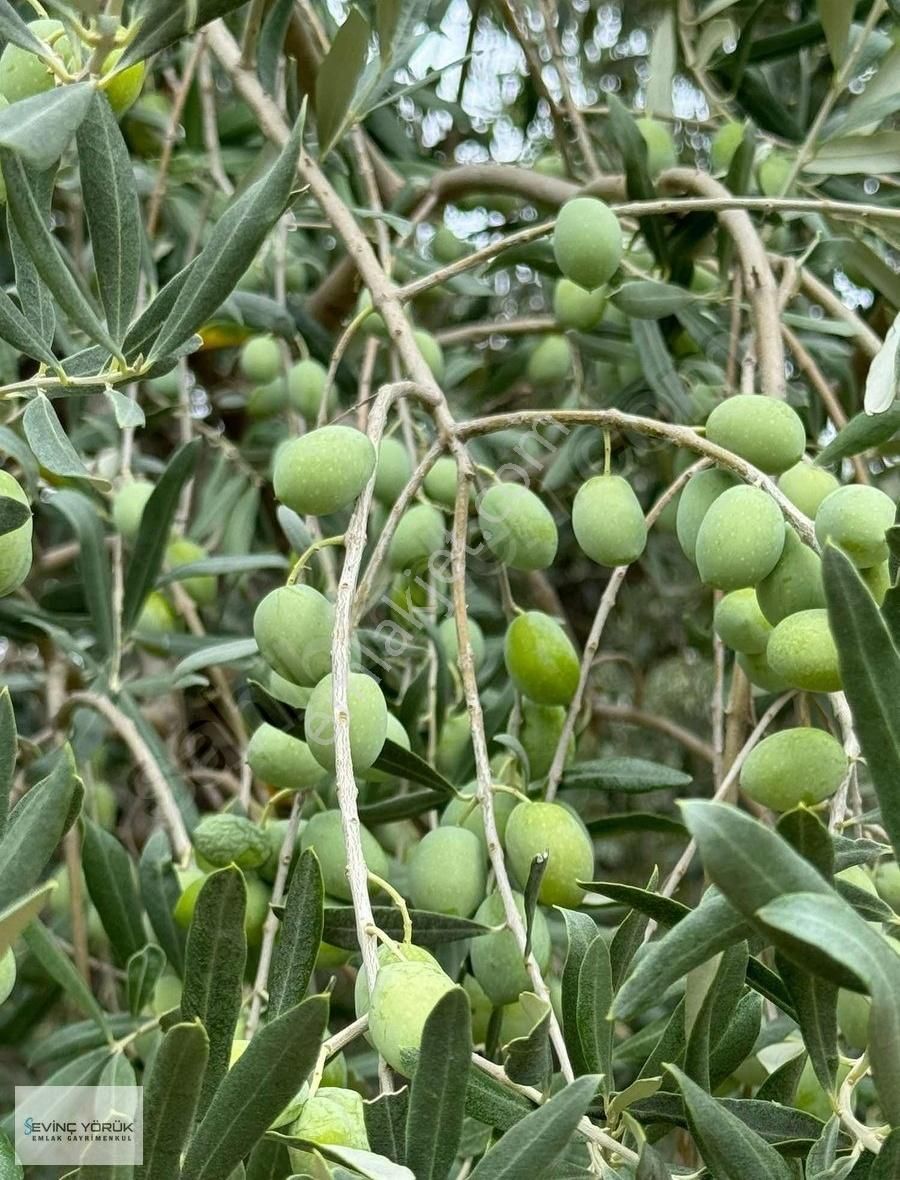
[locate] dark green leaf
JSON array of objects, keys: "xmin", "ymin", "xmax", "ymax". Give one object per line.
[
  {"xmin": 632, "ymin": 319, "xmax": 692, "ymax": 421},
  {"xmin": 605, "ymin": 93, "xmax": 667, "ymax": 265},
  {"xmin": 2, "ymin": 149, "xmax": 120, "ymax": 356},
  {"xmin": 268, "ymin": 848, "xmax": 323, "ymax": 1020},
  {"xmin": 502, "ymin": 992, "xmax": 552, "ymax": 1088},
  {"xmin": 756, "ymin": 1049, "xmax": 807, "ymax": 1105},
  {"xmin": 637, "ymin": 1142, "xmax": 672, "ymax": 1180},
  {"xmin": 22, "ymin": 919, "xmax": 109, "ymax": 1032},
  {"xmin": 180, "ymin": 867, "xmax": 248, "ymax": 1117},
  {"xmin": 468, "ymin": 1073, "xmax": 599, "ymax": 1180},
  {"xmin": 0, "ymin": 281, "xmax": 57, "ymax": 367},
  {"xmin": 587, "ymin": 880, "xmax": 688, "ymax": 927},
  {"xmin": 0, "ymin": 83, "xmax": 94, "ymax": 171},
  {"xmin": 585, "ymin": 813, "xmax": 686, "ymax": 838},
  {"xmin": 47, "ymin": 490, "xmax": 114, "ymax": 657},
  {"xmin": 576, "ymin": 935, "xmax": 614, "ymax": 1093},
  {"xmin": 365, "ymin": 1090, "xmax": 409, "ymax": 1163},
  {"xmin": 0, "ymin": 880, "xmax": 55, "ymax": 958},
  {"xmin": 0, "ymin": 1127, "xmax": 22, "ymax": 1179},
  {"xmin": 610, "ymin": 281, "xmax": 696, "ymax": 320},
  {"xmin": 824, "ymin": 547, "xmax": 900, "ymax": 863},
  {"xmin": 157, "ymin": 553, "xmax": 288, "ymax": 586},
  {"xmin": 82, "ymin": 817, "xmax": 147, "ymax": 963},
  {"xmin": 560, "ymin": 907, "xmax": 599, "ymax": 1077},
  {"xmin": 0, "ymin": 745, "xmax": 80, "ymax": 911},
  {"xmin": 139, "ymin": 829, "xmax": 186, "ymax": 975},
  {"xmin": 320, "ymin": 905, "xmax": 487, "ymax": 949},
  {"xmin": 523, "ymin": 852, "xmax": 547, "ymax": 958},
  {"xmin": 138, "ymin": 1020, "xmax": 209, "ymax": 1180},
  {"xmin": 23, "ymin": 394, "xmax": 99, "ymax": 484},
  {"xmin": 180, "ymin": 994, "xmax": 329, "ymax": 1180},
  {"xmin": 122, "ymin": 439, "xmax": 202, "ymax": 634},
  {"xmin": 147, "ymin": 114, "xmax": 304, "ymax": 363},
  {"xmin": 666, "ymin": 1065, "xmax": 794, "ymax": 1180},
  {"xmin": 120, "ymin": 0, "xmax": 253, "ymax": 67},
  {"xmin": 872, "ymin": 1128, "xmax": 900, "ymax": 1178},
  {"xmin": 405, "ymin": 987, "xmax": 471, "ymax": 1180},
  {"xmin": 561, "ymin": 758, "xmax": 691, "ymax": 793},
  {"xmin": 0, "ymin": 495, "xmax": 30, "ymax": 538},
  {"xmin": 464, "ymin": 1066, "xmax": 532, "ymax": 1131},
  {"xmin": 315, "ymin": 7, "xmax": 370, "ymax": 155},
  {"xmin": 708, "ymin": 990, "xmax": 762, "ymax": 1091},
  {"xmin": 257, "ymin": 0, "xmax": 295, "ymax": 95},
  {"xmin": 0, "ymin": 1, "xmax": 63, "ymax": 60},
  {"xmin": 358, "ymin": 787, "xmax": 450, "ymax": 825},
  {"xmin": 245, "ymin": 1139, "xmax": 291, "ymax": 1180},
  {"xmin": 127, "ymin": 943, "xmax": 166, "ymax": 1017},
  {"xmin": 684, "ymin": 942, "xmax": 748, "ymax": 1091},
  {"xmin": 369, "ymin": 738, "xmax": 457, "ymax": 796},
  {"xmin": 0, "ymin": 686, "xmax": 15, "ymax": 835},
  {"xmin": 76, "ymin": 91, "xmax": 142, "ymax": 344}
]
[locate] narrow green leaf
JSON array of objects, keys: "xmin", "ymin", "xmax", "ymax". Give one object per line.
[
  {"xmin": 23, "ymin": 394, "xmax": 99, "ymax": 484},
  {"xmin": 257, "ymin": 0, "xmax": 295, "ymax": 95},
  {"xmin": 2, "ymin": 149, "xmax": 120, "ymax": 357},
  {"xmin": 0, "ymin": 281, "xmax": 57, "ymax": 367},
  {"xmin": 606, "ymin": 93, "xmax": 667, "ymax": 264},
  {"xmin": 137, "ymin": 1020, "xmax": 209, "ymax": 1180},
  {"xmin": 48, "ymin": 491, "xmax": 114, "ymax": 657},
  {"xmin": 268, "ymin": 848, "xmax": 323, "ymax": 1020},
  {"xmin": 245, "ymin": 1139, "xmax": 291, "ymax": 1180},
  {"xmin": 127, "ymin": 943, "xmax": 166, "ymax": 1016},
  {"xmin": 817, "ymin": 0, "xmax": 852, "ymax": 68},
  {"xmin": 158, "ymin": 553, "xmax": 288, "ymax": 586},
  {"xmin": 0, "ymin": 495, "xmax": 30, "ymax": 538},
  {"xmin": 0, "ymin": 685, "xmax": 16, "ymax": 835},
  {"xmin": 0, "ymin": 745, "xmax": 79, "ymax": 911},
  {"xmin": 645, "ymin": 6, "xmax": 675, "ymax": 116},
  {"xmin": 104, "ymin": 386, "xmax": 145, "ymax": 429},
  {"xmin": 872, "ymin": 1127, "xmax": 900, "ymax": 1178},
  {"xmin": 76, "ymin": 91, "xmax": 141, "ymax": 344},
  {"xmin": 0, "ymin": 83, "xmax": 94, "ymax": 171},
  {"xmin": 320, "ymin": 905, "xmax": 486, "ymax": 949},
  {"xmin": 464, "ymin": 1066, "xmax": 532, "ymax": 1131},
  {"xmin": 0, "ymin": 880, "xmax": 55, "ymax": 958},
  {"xmin": 180, "ymin": 867, "xmax": 247, "ymax": 1116},
  {"xmin": 523, "ymin": 853, "xmax": 547, "ymax": 958},
  {"xmin": 560, "ymin": 908, "xmax": 599, "ymax": 1077},
  {"xmin": 684, "ymin": 942, "xmax": 747, "ymax": 1091},
  {"xmin": 139, "ymin": 829, "xmax": 186, "ymax": 975},
  {"xmin": 610, "ymin": 867, "xmax": 660, "ymax": 988},
  {"xmin": 23, "ymin": 919, "xmax": 110, "ymax": 1032},
  {"xmin": 0, "ymin": 1126, "xmax": 23, "ymax": 1179},
  {"xmin": 576, "ymin": 935, "xmax": 614, "ymax": 1093},
  {"xmin": 122, "ymin": 439, "xmax": 201, "ymax": 634},
  {"xmin": 632, "ymin": 318, "xmax": 691, "ymax": 420},
  {"xmin": 610, "ymin": 280, "xmax": 696, "ymax": 320},
  {"xmin": 468, "ymin": 1074, "xmax": 600, "ymax": 1180},
  {"xmin": 817, "ymin": 403, "xmax": 900, "ymax": 464},
  {"xmin": 120, "ymin": 0, "xmax": 253, "ymax": 67},
  {"xmin": 180, "ymin": 994, "xmax": 329, "ymax": 1180},
  {"xmin": 365, "ymin": 1090, "xmax": 410, "ymax": 1163},
  {"xmin": 0, "ymin": 1, "xmax": 63, "ymax": 60},
  {"xmin": 824, "ymin": 547, "xmax": 900, "ymax": 863},
  {"xmin": 708, "ymin": 990, "xmax": 762, "ymax": 1091},
  {"xmin": 561, "ymin": 758, "xmax": 692, "ymax": 793},
  {"xmin": 777, "ymin": 952, "xmax": 838, "ymax": 1094},
  {"xmin": 147, "ymin": 114, "xmax": 304, "ymax": 363},
  {"xmin": 172, "ymin": 638, "xmax": 259, "ymax": 681},
  {"xmin": 806, "ymin": 132, "xmax": 900, "ymax": 175},
  {"xmin": 405, "ymin": 987, "xmax": 472, "ymax": 1180},
  {"xmin": 315, "ymin": 7, "xmax": 370, "ymax": 155},
  {"xmin": 502, "ymin": 993, "xmax": 552, "ymax": 1088},
  {"xmin": 666, "ymin": 1065, "xmax": 794, "ymax": 1180},
  {"xmin": 759, "ymin": 891, "xmax": 900, "ymax": 1126},
  {"xmin": 637, "ymin": 1142, "xmax": 672, "ymax": 1180}
]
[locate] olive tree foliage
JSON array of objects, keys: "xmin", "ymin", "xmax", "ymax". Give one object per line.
[{"xmin": 1, "ymin": 0, "xmax": 900, "ymax": 1176}]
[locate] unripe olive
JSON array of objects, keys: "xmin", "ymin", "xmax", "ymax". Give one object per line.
[
  {"xmin": 246, "ymin": 722, "xmax": 327, "ymax": 792},
  {"xmin": 433, "ymin": 226, "xmax": 469, "ymax": 262},
  {"xmin": 435, "ymin": 711, "xmax": 472, "ymax": 777},
  {"xmin": 287, "ymin": 1087, "xmax": 369, "ymax": 1173},
  {"xmin": 369, "ymin": 959, "xmax": 456, "ymax": 1076},
  {"xmin": 837, "ymin": 989, "xmax": 871, "ymax": 1049},
  {"xmin": 874, "ymin": 861, "xmax": 900, "ymax": 912},
  {"xmin": 553, "ymin": 197, "xmax": 623, "ymax": 290},
  {"xmin": 258, "ymin": 818, "xmax": 302, "ymax": 883},
  {"xmin": 440, "ymin": 784, "xmax": 517, "ymax": 852},
  {"xmin": 355, "ymin": 941, "xmax": 440, "ymax": 1019},
  {"xmin": 504, "ymin": 611, "xmax": 579, "ymax": 706},
  {"xmin": 862, "ymin": 560, "xmax": 891, "ymax": 605},
  {"xmin": 414, "ymin": 329, "xmax": 445, "ymax": 383},
  {"xmin": 520, "ymin": 701, "xmax": 572, "ymax": 781},
  {"xmin": 304, "ymin": 672, "xmax": 388, "ymax": 773},
  {"xmin": 244, "ymin": 873, "xmax": 271, "ymax": 946},
  {"xmin": 695, "ymin": 485, "xmax": 785, "ymax": 590},
  {"xmin": 710, "ymin": 121, "xmax": 744, "ymax": 173},
  {"xmin": 777, "ymin": 462, "xmax": 839, "ymax": 519},
  {"xmin": 713, "ymin": 588, "xmax": 772, "ymax": 654},
  {"xmin": 767, "ymin": 608, "xmax": 841, "ymax": 692},
  {"xmin": 526, "ymin": 334, "xmax": 572, "ymax": 387},
  {"xmin": 505, "ymin": 801, "xmax": 593, "ymax": 908},
  {"xmin": 756, "ymin": 527, "xmax": 826, "ymax": 625},
  {"xmin": 572, "ymin": 474, "xmax": 646, "ymax": 567},
  {"xmin": 757, "ymin": 151, "xmax": 794, "ymax": 197},
  {"xmin": 287, "ymin": 358, "xmax": 332, "ymax": 420},
  {"xmin": 470, "ymin": 890, "xmax": 551, "ymax": 1006},
  {"xmin": 636, "ymin": 117, "xmax": 677, "ymax": 176},
  {"xmin": 86, "ymin": 780, "xmax": 117, "ymax": 831},
  {"xmin": 0, "ymin": 20, "xmax": 71, "ymax": 104},
  {"xmin": 101, "ymin": 48, "xmax": 146, "ymax": 117},
  {"xmin": 706, "ymin": 394, "xmax": 806, "ymax": 475},
  {"xmin": 795, "ymin": 1055, "xmax": 852, "ymax": 1121},
  {"xmin": 553, "ymin": 279, "xmax": 605, "ymax": 331},
  {"xmin": 408, "ymin": 826, "xmax": 487, "ymax": 917},
  {"xmin": 534, "ymin": 151, "xmax": 567, "ymax": 177},
  {"xmin": 437, "ymin": 615, "xmax": 486, "ymax": 668},
  {"xmin": 136, "ymin": 591, "xmax": 177, "ymax": 636},
  {"xmin": 112, "ymin": 478, "xmax": 154, "ymax": 542},
  {"xmin": 676, "ymin": 469, "xmax": 738, "ymax": 564},
  {"xmin": 239, "ymin": 335, "xmax": 281, "ymax": 383},
  {"xmin": 374, "ymin": 436, "xmax": 412, "ymax": 506},
  {"xmin": 424, "ymin": 456, "xmax": 458, "ymax": 509},
  {"xmin": 740, "ymin": 726, "xmax": 847, "ymax": 810},
  {"xmin": 0, "ymin": 470, "xmax": 32, "ymax": 597},
  {"xmin": 0, "ymin": 947, "xmax": 15, "ymax": 1005},
  {"xmin": 478, "ymin": 482, "xmax": 558, "ymax": 571},
  {"xmin": 356, "ymin": 289, "xmax": 388, "ymax": 338},
  {"xmin": 165, "ymin": 537, "xmax": 216, "ymax": 606},
  {"xmin": 253, "ymin": 584, "xmax": 334, "ymax": 687},
  {"xmin": 463, "ymin": 973, "xmax": 493, "ymax": 1045},
  {"xmin": 388, "ymin": 503, "xmax": 445, "ymax": 572},
  {"xmin": 193, "ymin": 814, "xmax": 270, "ymax": 870},
  {"xmin": 300, "ymin": 808, "xmax": 389, "ymax": 900},
  {"xmin": 274, "ymin": 425, "xmax": 376, "ymax": 517},
  {"xmin": 815, "ymin": 485, "xmax": 896, "ymax": 569},
  {"xmin": 737, "ymin": 649, "xmax": 790, "ymax": 694},
  {"xmin": 246, "ymin": 377, "xmax": 287, "ymax": 418}
]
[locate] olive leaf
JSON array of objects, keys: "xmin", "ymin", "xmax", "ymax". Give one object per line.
[
  {"xmin": 0, "ymin": 83, "xmax": 94, "ymax": 170},
  {"xmin": 267, "ymin": 848, "xmax": 323, "ymax": 1021},
  {"xmin": 120, "ymin": 0, "xmax": 253, "ymax": 67},
  {"xmin": 315, "ymin": 7, "xmax": 371, "ymax": 156},
  {"xmin": 139, "ymin": 1020, "xmax": 210, "ymax": 1180},
  {"xmin": 82, "ymin": 817, "xmax": 148, "ymax": 964}
]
